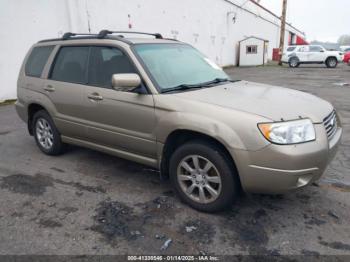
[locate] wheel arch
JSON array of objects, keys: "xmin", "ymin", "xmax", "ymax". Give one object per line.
[
  {"xmin": 160, "ymin": 129, "xmax": 242, "ymax": 188},
  {"xmin": 326, "ymin": 56, "xmax": 338, "ymax": 62},
  {"xmin": 288, "ymin": 55, "xmax": 299, "ymax": 63},
  {"xmin": 27, "ymin": 103, "xmax": 47, "ymax": 135},
  {"xmin": 326, "ymin": 56, "xmax": 337, "ymax": 60}
]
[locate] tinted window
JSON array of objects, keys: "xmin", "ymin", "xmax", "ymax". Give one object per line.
[
  {"xmin": 287, "ymin": 46, "xmax": 296, "ymax": 52},
  {"xmin": 50, "ymin": 46, "xmax": 89, "ymax": 84},
  {"xmin": 88, "ymin": 46, "xmax": 136, "ymax": 87},
  {"xmin": 309, "ymin": 46, "xmax": 323, "ymax": 52},
  {"xmin": 25, "ymin": 46, "xmax": 54, "ymax": 77}
]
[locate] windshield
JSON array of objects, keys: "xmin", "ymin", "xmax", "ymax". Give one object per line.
[{"xmin": 134, "ymin": 44, "xmax": 228, "ymax": 92}]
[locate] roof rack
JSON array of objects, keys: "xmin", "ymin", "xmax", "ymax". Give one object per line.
[
  {"xmin": 38, "ymin": 30, "xmax": 168, "ymax": 44},
  {"xmin": 98, "ymin": 30, "xmax": 163, "ymax": 39},
  {"xmin": 61, "ymin": 32, "xmax": 98, "ymax": 40}
]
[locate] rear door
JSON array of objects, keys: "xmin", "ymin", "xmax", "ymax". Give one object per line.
[
  {"xmin": 82, "ymin": 46, "xmax": 157, "ymax": 158},
  {"xmin": 45, "ymin": 46, "xmax": 90, "ymax": 140},
  {"xmin": 296, "ymin": 46, "xmax": 309, "ymax": 62}
]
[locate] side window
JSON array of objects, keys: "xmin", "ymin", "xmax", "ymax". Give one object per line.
[
  {"xmin": 88, "ymin": 46, "xmax": 136, "ymax": 88},
  {"xmin": 25, "ymin": 46, "xmax": 54, "ymax": 77},
  {"xmin": 246, "ymin": 45, "xmax": 258, "ymax": 54},
  {"xmin": 50, "ymin": 46, "xmax": 89, "ymax": 84},
  {"xmin": 309, "ymin": 46, "xmax": 322, "ymax": 52},
  {"xmin": 298, "ymin": 46, "xmax": 309, "ymax": 52}
]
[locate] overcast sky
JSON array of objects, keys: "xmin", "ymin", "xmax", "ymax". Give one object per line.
[{"xmin": 259, "ymin": 0, "xmax": 350, "ymax": 42}]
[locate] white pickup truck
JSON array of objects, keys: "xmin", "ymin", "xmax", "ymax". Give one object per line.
[{"xmin": 282, "ymin": 45, "xmax": 344, "ymax": 68}]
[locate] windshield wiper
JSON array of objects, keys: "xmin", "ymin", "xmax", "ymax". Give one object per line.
[
  {"xmin": 162, "ymin": 78, "xmax": 240, "ymax": 94},
  {"xmin": 200, "ymin": 78, "xmax": 240, "ymax": 86},
  {"xmin": 162, "ymin": 83, "xmax": 205, "ymax": 93}
]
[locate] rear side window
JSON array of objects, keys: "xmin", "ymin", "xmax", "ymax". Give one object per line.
[
  {"xmin": 25, "ymin": 46, "xmax": 54, "ymax": 77},
  {"xmin": 50, "ymin": 46, "xmax": 89, "ymax": 84},
  {"xmin": 88, "ymin": 46, "xmax": 136, "ymax": 87},
  {"xmin": 298, "ymin": 46, "xmax": 309, "ymax": 52},
  {"xmin": 287, "ymin": 46, "xmax": 296, "ymax": 52}
]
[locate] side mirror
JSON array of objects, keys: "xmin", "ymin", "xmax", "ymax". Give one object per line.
[{"xmin": 112, "ymin": 73, "xmax": 141, "ymax": 92}]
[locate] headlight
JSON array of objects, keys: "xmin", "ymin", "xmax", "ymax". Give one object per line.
[{"xmin": 258, "ymin": 119, "xmax": 315, "ymax": 145}]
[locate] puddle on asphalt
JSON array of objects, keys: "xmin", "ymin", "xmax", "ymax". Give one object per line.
[
  {"xmin": 0, "ymin": 173, "xmax": 54, "ymax": 196},
  {"xmin": 0, "ymin": 173, "xmax": 107, "ymax": 196},
  {"xmin": 333, "ymin": 82, "xmax": 349, "ymax": 87}
]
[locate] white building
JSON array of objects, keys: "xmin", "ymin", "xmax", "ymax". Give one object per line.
[{"xmin": 0, "ymin": 0, "xmax": 305, "ymax": 101}]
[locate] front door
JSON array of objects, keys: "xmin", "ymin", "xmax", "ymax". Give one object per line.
[
  {"xmin": 308, "ymin": 45, "xmax": 326, "ymax": 62},
  {"xmin": 82, "ymin": 46, "xmax": 157, "ymax": 158}
]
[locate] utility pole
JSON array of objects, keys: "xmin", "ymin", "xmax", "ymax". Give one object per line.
[{"xmin": 278, "ymin": 0, "xmax": 287, "ymax": 65}]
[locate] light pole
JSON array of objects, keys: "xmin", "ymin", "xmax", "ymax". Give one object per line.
[{"xmin": 278, "ymin": 0, "xmax": 288, "ymax": 66}]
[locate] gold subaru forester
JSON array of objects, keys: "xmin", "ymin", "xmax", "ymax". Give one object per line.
[{"xmin": 16, "ymin": 30, "xmax": 342, "ymax": 212}]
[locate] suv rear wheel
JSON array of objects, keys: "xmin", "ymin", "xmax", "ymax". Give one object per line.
[
  {"xmin": 169, "ymin": 140, "xmax": 239, "ymax": 212},
  {"xmin": 326, "ymin": 57, "xmax": 338, "ymax": 68},
  {"xmin": 33, "ymin": 110, "xmax": 65, "ymax": 155},
  {"xmin": 288, "ymin": 57, "xmax": 300, "ymax": 68}
]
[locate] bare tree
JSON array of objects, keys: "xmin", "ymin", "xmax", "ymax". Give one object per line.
[{"xmin": 337, "ymin": 35, "xmax": 350, "ymax": 45}]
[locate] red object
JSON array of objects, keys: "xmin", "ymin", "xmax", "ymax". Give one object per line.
[
  {"xmin": 272, "ymin": 48, "xmax": 280, "ymax": 61},
  {"xmin": 296, "ymin": 35, "xmax": 309, "ymax": 45},
  {"xmin": 343, "ymin": 52, "xmax": 350, "ymax": 63}
]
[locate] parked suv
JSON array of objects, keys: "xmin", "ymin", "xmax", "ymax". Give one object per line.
[
  {"xmin": 282, "ymin": 45, "xmax": 344, "ymax": 68},
  {"xmin": 16, "ymin": 31, "xmax": 342, "ymax": 212}
]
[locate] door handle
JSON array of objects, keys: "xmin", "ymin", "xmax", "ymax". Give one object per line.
[
  {"xmin": 44, "ymin": 85, "xmax": 55, "ymax": 92},
  {"xmin": 88, "ymin": 93, "xmax": 103, "ymax": 101}
]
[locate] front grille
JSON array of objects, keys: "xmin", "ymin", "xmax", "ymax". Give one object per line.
[{"xmin": 323, "ymin": 110, "xmax": 338, "ymax": 139}]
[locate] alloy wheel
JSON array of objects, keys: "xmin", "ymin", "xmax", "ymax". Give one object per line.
[
  {"xmin": 177, "ymin": 155, "xmax": 222, "ymax": 204},
  {"xmin": 35, "ymin": 118, "xmax": 54, "ymax": 150}
]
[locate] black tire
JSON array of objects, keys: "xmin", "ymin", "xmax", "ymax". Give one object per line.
[
  {"xmin": 169, "ymin": 140, "xmax": 239, "ymax": 212},
  {"xmin": 32, "ymin": 110, "xmax": 65, "ymax": 155},
  {"xmin": 326, "ymin": 57, "xmax": 338, "ymax": 68},
  {"xmin": 288, "ymin": 57, "xmax": 300, "ymax": 68}
]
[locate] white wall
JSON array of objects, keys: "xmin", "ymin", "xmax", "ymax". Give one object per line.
[{"xmin": 0, "ymin": 0, "xmax": 304, "ymax": 101}]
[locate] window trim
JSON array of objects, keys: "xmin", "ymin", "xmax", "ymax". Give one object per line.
[
  {"xmin": 25, "ymin": 45, "xmax": 55, "ymax": 78},
  {"xmin": 48, "ymin": 44, "xmax": 150, "ymax": 94},
  {"xmin": 246, "ymin": 45, "xmax": 258, "ymax": 54}
]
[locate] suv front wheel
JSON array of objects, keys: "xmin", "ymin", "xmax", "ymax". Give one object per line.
[
  {"xmin": 326, "ymin": 57, "xmax": 338, "ymax": 68},
  {"xmin": 169, "ymin": 140, "xmax": 239, "ymax": 212},
  {"xmin": 33, "ymin": 110, "xmax": 65, "ymax": 155}
]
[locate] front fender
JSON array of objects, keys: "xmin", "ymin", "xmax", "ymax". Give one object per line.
[{"xmin": 155, "ymin": 111, "xmax": 245, "ymax": 150}]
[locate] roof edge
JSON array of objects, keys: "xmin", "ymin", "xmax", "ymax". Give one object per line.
[{"xmin": 249, "ymin": 0, "xmax": 305, "ymax": 36}]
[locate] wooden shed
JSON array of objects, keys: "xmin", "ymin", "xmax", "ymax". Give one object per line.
[{"xmin": 239, "ymin": 36, "xmax": 269, "ymax": 66}]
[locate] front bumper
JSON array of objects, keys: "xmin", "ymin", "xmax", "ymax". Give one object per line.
[{"xmin": 232, "ymin": 124, "xmax": 342, "ymax": 194}]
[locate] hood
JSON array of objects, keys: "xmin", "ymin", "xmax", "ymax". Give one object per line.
[{"xmin": 173, "ymin": 81, "xmax": 333, "ymax": 123}]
